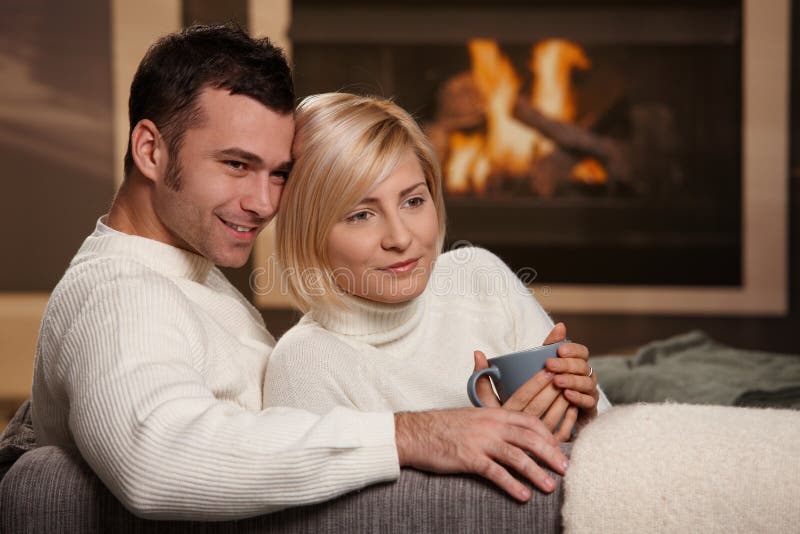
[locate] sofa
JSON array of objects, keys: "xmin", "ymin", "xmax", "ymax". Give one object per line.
[
  {"xmin": 3, "ymin": 400, "xmax": 799, "ymax": 533},
  {"xmin": 0, "ymin": 400, "xmax": 566, "ymax": 533}
]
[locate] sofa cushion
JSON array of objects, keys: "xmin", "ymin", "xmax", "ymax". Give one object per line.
[
  {"xmin": 0, "ymin": 399, "xmax": 36, "ymax": 482},
  {"xmin": 1, "ymin": 443, "xmax": 570, "ymax": 533}
]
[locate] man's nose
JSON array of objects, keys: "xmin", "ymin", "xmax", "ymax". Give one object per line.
[
  {"xmin": 240, "ymin": 175, "xmax": 278, "ymax": 219},
  {"xmin": 381, "ymin": 213, "xmax": 412, "ymax": 251}
]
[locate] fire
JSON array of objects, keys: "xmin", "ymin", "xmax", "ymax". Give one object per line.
[
  {"xmin": 444, "ymin": 38, "xmax": 607, "ymax": 196},
  {"xmin": 571, "ymin": 158, "xmax": 608, "ymax": 184}
]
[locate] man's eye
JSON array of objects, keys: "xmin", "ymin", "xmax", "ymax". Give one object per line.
[
  {"xmin": 226, "ymin": 160, "xmax": 247, "ymax": 171},
  {"xmin": 346, "ymin": 211, "xmax": 372, "ymax": 223},
  {"xmin": 272, "ymin": 171, "xmax": 289, "ymax": 184}
]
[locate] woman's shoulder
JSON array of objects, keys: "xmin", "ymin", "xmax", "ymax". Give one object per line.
[
  {"xmin": 435, "ymin": 246, "xmax": 511, "ymax": 273},
  {"xmin": 270, "ymin": 315, "xmax": 357, "ymax": 366}
]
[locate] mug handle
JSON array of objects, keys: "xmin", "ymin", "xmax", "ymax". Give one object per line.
[{"xmin": 467, "ymin": 366, "xmax": 501, "ymax": 407}]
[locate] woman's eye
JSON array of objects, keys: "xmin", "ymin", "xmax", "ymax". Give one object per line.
[
  {"xmin": 404, "ymin": 196, "xmax": 425, "ymax": 208},
  {"xmin": 346, "ymin": 211, "xmax": 372, "ymax": 223}
]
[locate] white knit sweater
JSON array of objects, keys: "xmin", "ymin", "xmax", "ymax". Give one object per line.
[
  {"xmin": 31, "ymin": 221, "xmax": 399, "ymax": 520},
  {"xmin": 264, "ymin": 247, "xmax": 611, "ymax": 415}
]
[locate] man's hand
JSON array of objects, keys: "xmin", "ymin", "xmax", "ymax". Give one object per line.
[{"xmin": 395, "ymin": 408, "xmax": 569, "ymax": 502}]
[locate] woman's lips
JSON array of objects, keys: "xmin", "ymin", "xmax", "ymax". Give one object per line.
[{"xmin": 381, "ymin": 258, "xmax": 419, "ymax": 273}]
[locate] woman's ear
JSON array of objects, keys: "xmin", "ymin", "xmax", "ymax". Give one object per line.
[{"xmin": 130, "ymin": 119, "xmax": 166, "ymax": 182}]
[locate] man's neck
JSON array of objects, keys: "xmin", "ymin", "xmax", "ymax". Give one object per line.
[{"xmin": 107, "ymin": 177, "xmax": 181, "ymax": 249}]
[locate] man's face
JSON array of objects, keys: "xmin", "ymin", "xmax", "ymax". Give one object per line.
[{"xmin": 152, "ymin": 88, "xmax": 294, "ymax": 267}]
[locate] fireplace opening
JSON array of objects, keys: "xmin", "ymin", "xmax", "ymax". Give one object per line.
[{"xmin": 291, "ymin": 0, "xmax": 743, "ymax": 286}]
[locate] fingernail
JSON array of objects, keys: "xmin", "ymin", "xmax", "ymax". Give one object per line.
[
  {"xmin": 545, "ymin": 477, "xmax": 555, "ymax": 491},
  {"xmin": 520, "ymin": 487, "xmax": 531, "ymax": 500},
  {"xmin": 562, "ymin": 459, "xmax": 570, "ymax": 471},
  {"xmin": 544, "ymin": 372, "xmax": 553, "ymax": 380}
]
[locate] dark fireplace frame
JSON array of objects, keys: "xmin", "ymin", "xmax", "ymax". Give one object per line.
[{"xmin": 248, "ymin": 0, "xmax": 788, "ymax": 316}]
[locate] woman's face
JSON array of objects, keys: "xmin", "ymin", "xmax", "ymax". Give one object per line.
[{"xmin": 326, "ymin": 151, "xmax": 440, "ymax": 304}]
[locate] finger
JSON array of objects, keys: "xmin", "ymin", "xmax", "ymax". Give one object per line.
[
  {"xmin": 502, "ymin": 368, "xmax": 554, "ymax": 412},
  {"xmin": 473, "ymin": 350, "xmax": 489, "ymax": 372},
  {"xmin": 501, "ymin": 421, "xmax": 569, "ymax": 476},
  {"xmin": 542, "ymin": 322, "xmax": 567, "ymax": 345},
  {"xmin": 557, "ymin": 342, "xmax": 589, "ymax": 361},
  {"xmin": 479, "ymin": 458, "xmax": 537, "ymax": 501},
  {"xmin": 474, "ymin": 351, "xmax": 502, "ymax": 408},
  {"xmin": 541, "ymin": 394, "xmax": 570, "ymax": 431},
  {"xmin": 553, "ymin": 373, "xmax": 595, "ymax": 393},
  {"xmin": 563, "ymin": 389, "xmax": 598, "ymax": 410},
  {"xmin": 545, "ymin": 357, "xmax": 591, "ymax": 375},
  {"xmin": 520, "ymin": 382, "xmax": 562, "ymax": 417},
  {"xmin": 489, "ymin": 442, "xmax": 558, "ymax": 495},
  {"xmin": 554, "ymin": 406, "xmax": 579, "ymax": 442},
  {"xmin": 498, "ymin": 409, "xmax": 559, "ymax": 448}
]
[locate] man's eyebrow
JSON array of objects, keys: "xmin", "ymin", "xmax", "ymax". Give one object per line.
[
  {"xmin": 215, "ymin": 148, "xmax": 264, "ymax": 166},
  {"xmin": 359, "ymin": 181, "xmax": 427, "ymax": 205},
  {"xmin": 216, "ymin": 149, "xmax": 293, "ymax": 173},
  {"xmin": 275, "ymin": 160, "xmax": 293, "ymax": 173}
]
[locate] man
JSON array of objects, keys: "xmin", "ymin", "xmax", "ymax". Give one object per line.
[{"xmin": 31, "ymin": 25, "xmax": 569, "ymax": 520}]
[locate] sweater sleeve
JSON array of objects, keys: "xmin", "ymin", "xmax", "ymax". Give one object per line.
[{"xmin": 45, "ymin": 272, "xmax": 399, "ymax": 520}]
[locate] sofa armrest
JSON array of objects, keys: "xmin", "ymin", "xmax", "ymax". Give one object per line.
[
  {"xmin": 563, "ymin": 404, "xmax": 800, "ymax": 533},
  {"xmin": 1, "ymin": 445, "xmax": 567, "ymax": 533}
]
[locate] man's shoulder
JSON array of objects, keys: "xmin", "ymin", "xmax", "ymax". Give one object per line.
[{"xmin": 46, "ymin": 248, "xmax": 188, "ymax": 328}]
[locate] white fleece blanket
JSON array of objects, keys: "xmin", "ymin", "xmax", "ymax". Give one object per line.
[{"xmin": 562, "ymin": 403, "xmax": 800, "ymax": 533}]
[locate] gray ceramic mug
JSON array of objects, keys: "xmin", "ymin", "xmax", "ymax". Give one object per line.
[{"xmin": 467, "ymin": 341, "xmax": 568, "ymax": 407}]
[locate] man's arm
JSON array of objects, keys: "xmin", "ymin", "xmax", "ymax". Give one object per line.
[
  {"xmin": 38, "ymin": 274, "xmax": 399, "ymax": 520},
  {"xmin": 395, "ymin": 408, "xmax": 569, "ymax": 501}
]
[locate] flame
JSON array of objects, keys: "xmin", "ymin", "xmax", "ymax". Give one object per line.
[
  {"xmin": 571, "ymin": 158, "xmax": 608, "ymax": 184},
  {"xmin": 469, "ymin": 39, "xmax": 535, "ymax": 176},
  {"xmin": 530, "ymin": 39, "xmax": 589, "ymax": 123},
  {"xmin": 445, "ymin": 39, "xmax": 607, "ymax": 195},
  {"xmin": 445, "ymin": 131, "xmax": 490, "ymax": 195}
]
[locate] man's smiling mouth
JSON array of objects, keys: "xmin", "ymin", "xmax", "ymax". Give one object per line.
[{"xmin": 220, "ymin": 218, "xmax": 257, "ymax": 233}]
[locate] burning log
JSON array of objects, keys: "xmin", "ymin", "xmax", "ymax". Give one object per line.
[
  {"xmin": 512, "ymin": 99, "xmax": 618, "ymax": 165},
  {"xmin": 513, "ymin": 99, "xmax": 632, "ymax": 194}
]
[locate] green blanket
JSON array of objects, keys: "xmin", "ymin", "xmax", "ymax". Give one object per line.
[{"xmin": 591, "ymin": 331, "xmax": 800, "ymax": 408}]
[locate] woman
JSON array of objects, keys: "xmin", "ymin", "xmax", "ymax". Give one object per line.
[{"xmin": 264, "ymin": 93, "xmax": 609, "ymax": 439}]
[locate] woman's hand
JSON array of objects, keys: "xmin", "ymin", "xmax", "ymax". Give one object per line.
[
  {"xmin": 542, "ymin": 323, "xmax": 600, "ymax": 424},
  {"xmin": 472, "ymin": 350, "xmax": 577, "ymax": 442}
]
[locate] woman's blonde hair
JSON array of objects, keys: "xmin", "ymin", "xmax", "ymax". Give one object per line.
[{"xmin": 276, "ymin": 92, "xmax": 446, "ymax": 312}]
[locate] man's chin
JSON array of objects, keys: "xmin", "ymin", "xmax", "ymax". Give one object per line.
[{"xmin": 208, "ymin": 247, "xmax": 253, "ymax": 269}]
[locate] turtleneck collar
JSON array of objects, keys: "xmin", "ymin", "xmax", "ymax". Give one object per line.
[
  {"xmin": 74, "ymin": 217, "xmax": 215, "ymax": 283},
  {"xmin": 310, "ymin": 289, "xmax": 427, "ymax": 346}
]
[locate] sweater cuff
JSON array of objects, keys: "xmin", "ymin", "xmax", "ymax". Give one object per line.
[{"xmin": 340, "ymin": 409, "xmax": 401, "ymax": 483}]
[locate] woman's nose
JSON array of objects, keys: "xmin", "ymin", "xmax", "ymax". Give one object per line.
[{"xmin": 381, "ymin": 214, "xmax": 412, "ymax": 251}]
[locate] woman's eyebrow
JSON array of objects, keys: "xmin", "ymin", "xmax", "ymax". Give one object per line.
[{"xmin": 359, "ymin": 181, "xmax": 427, "ymax": 205}]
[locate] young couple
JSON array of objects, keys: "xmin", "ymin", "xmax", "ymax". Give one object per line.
[{"xmin": 31, "ymin": 24, "xmax": 606, "ymax": 520}]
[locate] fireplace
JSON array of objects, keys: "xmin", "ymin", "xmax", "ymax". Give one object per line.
[{"xmin": 251, "ymin": 0, "xmax": 788, "ymax": 314}]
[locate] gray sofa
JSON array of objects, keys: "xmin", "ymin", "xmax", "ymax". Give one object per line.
[{"xmin": 0, "ymin": 401, "xmax": 566, "ymax": 533}]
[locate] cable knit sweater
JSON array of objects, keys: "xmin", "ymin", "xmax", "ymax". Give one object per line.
[
  {"xmin": 264, "ymin": 247, "xmax": 611, "ymax": 415},
  {"xmin": 31, "ymin": 220, "xmax": 398, "ymax": 521}
]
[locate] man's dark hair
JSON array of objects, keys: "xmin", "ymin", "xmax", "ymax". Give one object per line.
[{"xmin": 123, "ymin": 24, "xmax": 295, "ymax": 178}]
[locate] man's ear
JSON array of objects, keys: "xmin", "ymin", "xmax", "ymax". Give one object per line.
[{"xmin": 130, "ymin": 119, "xmax": 166, "ymax": 182}]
